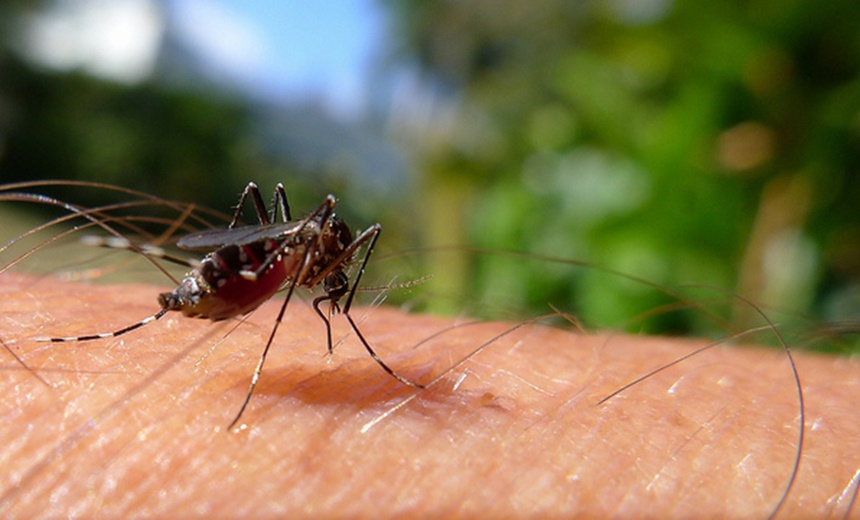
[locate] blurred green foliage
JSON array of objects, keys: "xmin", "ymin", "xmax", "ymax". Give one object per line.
[
  {"xmin": 383, "ymin": 0, "xmax": 860, "ymax": 343},
  {"xmin": 0, "ymin": 54, "xmax": 268, "ymax": 214},
  {"xmin": 0, "ymin": 1, "xmax": 858, "ymax": 348}
]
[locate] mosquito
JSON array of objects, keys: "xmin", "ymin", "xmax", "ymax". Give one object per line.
[{"xmin": 38, "ymin": 181, "xmax": 424, "ymax": 428}]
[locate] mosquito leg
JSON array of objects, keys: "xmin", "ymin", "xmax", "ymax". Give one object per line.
[
  {"xmin": 315, "ymin": 284, "xmax": 422, "ymax": 388},
  {"xmin": 245, "ymin": 195, "xmax": 337, "ymax": 282},
  {"xmin": 34, "ymin": 308, "xmax": 170, "ymax": 342},
  {"xmin": 340, "ymin": 225, "xmax": 423, "ymax": 387},
  {"xmin": 310, "ymin": 222, "xmax": 420, "ymax": 388},
  {"xmin": 312, "ymin": 295, "xmax": 336, "ymax": 355},
  {"xmin": 229, "ymin": 181, "xmax": 271, "ymax": 228},
  {"xmin": 271, "ymin": 182, "xmax": 291, "ymax": 222},
  {"xmin": 0, "ymin": 193, "xmax": 179, "ymax": 282},
  {"xmin": 80, "ymin": 236, "xmax": 201, "ymax": 269},
  {"xmin": 341, "ymin": 224, "xmax": 381, "ymax": 314},
  {"xmin": 299, "ymin": 222, "xmax": 381, "ymax": 302},
  {"xmin": 343, "ymin": 311, "xmax": 424, "ymax": 389},
  {"xmin": 228, "ymin": 273, "xmax": 301, "ymax": 429}
]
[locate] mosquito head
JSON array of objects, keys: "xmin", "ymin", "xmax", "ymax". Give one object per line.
[
  {"xmin": 157, "ymin": 274, "xmax": 207, "ymax": 316},
  {"xmin": 323, "ymin": 271, "xmax": 349, "ymax": 304}
]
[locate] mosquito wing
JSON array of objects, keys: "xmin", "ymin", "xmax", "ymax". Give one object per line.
[{"xmin": 177, "ymin": 221, "xmax": 306, "ymax": 250}]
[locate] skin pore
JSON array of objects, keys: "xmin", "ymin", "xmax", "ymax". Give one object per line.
[{"xmin": 1, "ymin": 273, "xmax": 859, "ymax": 517}]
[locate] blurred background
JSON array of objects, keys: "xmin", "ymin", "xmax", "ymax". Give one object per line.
[{"xmin": 0, "ymin": 0, "xmax": 858, "ymax": 348}]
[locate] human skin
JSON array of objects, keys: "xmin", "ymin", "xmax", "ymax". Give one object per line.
[{"xmin": 1, "ymin": 273, "xmax": 859, "ymax": 518}]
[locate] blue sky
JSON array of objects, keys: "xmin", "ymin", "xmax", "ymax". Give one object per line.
[
  {"xmin": 169, "ymin": 0, "xmax": 386, "ymax": 116},
  {"xmin": 21, "ymin": 0, "xmax": 387, "ymax": 118}
]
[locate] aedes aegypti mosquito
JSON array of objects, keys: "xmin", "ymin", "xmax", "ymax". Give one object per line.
[{"xmin": 38, "ymin": 181, "xmax": 424, "ymax": 428}]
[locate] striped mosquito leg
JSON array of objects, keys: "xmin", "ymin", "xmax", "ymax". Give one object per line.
[
  {"xmin": 229, "ymin": 181, "xmax": 270, "ymax": 228},
  {"xmin": 228, "ymin": 279, "xmax": 300, "ymax": 429},
  {"xmin": 34, "ymin": 308, "xmax": 169, "ymax": 342},
  {"xmin": 228, "ymin": 181, "xmax": 292, "ymax": 226},
  {"xmin": 270, "ymin": 183, "xmax": 291, "ymax": 222},
  {"xmin": 80, "ymin": 235, "xmax": 200, "ymax": 268}
]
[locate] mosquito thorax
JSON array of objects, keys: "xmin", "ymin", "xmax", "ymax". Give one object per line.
[{"xmin": 304, "ymin": 215, "xmax": 354, "ymax": 279}]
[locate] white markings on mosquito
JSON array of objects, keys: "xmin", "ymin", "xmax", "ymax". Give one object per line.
[
  {"xmin": 80, "ymin": 234, "xmax": 201, "ymax": 268},
  {"xmin": 29, "ymin": 181, "xmax": 423, "ymax": 429}
]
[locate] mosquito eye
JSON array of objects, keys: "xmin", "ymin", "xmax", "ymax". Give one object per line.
[{"xmin": 324, "ymin": 272, "xmax": 349, "ymax": 298}]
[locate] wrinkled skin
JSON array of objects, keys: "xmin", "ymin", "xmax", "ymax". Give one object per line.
[{"xmin": 1, "ymin": 275, "xmax": 858, "ymax": 517}]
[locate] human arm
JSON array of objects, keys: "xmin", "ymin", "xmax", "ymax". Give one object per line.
[{"xmin": 1, "ymin": 274, "xmax": 858, "ymax": 517}]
